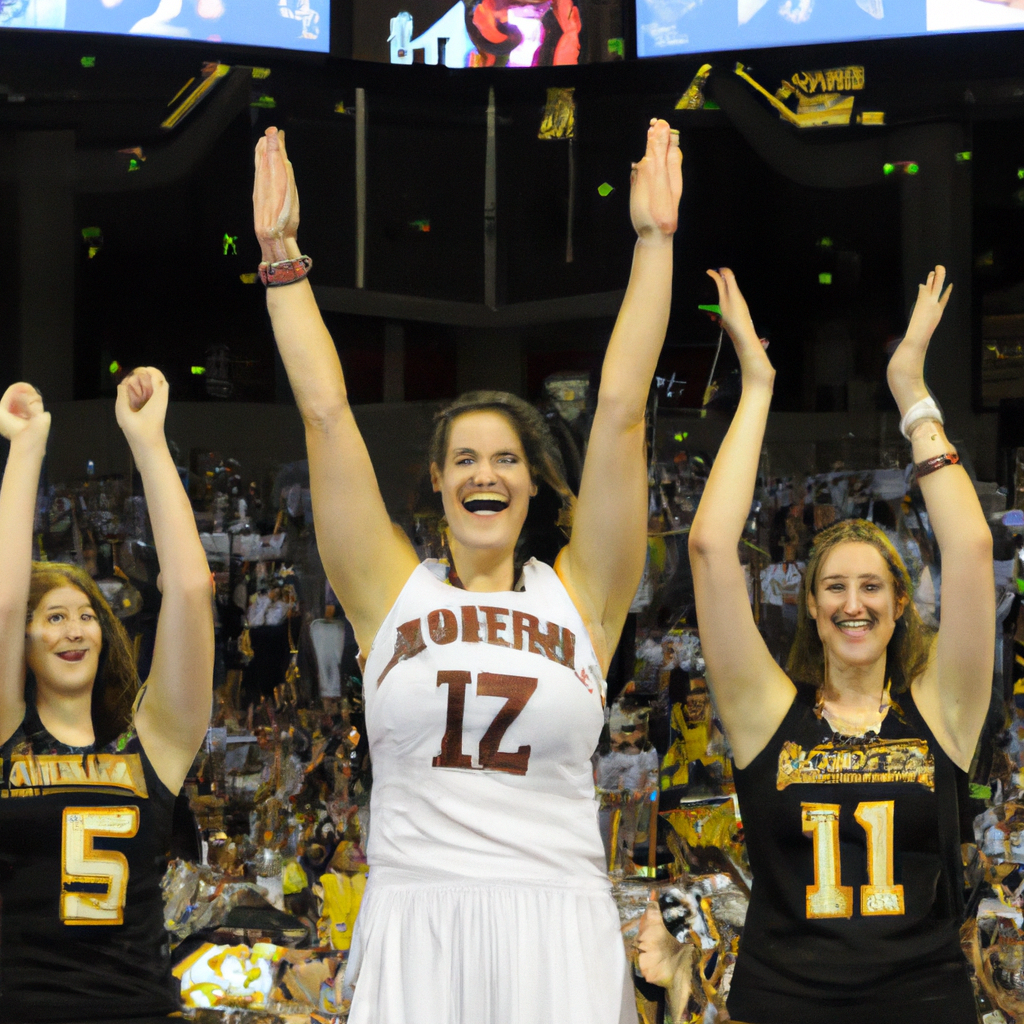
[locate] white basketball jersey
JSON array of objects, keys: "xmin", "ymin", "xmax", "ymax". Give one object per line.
[{"xmin": 362, "ymin": 558, "xmax": 609, "ymax": 885}]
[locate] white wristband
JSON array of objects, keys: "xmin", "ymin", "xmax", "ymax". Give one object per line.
[{"xmin": 899, "ymin": 395, "xmax": 944, "ymax": 440}]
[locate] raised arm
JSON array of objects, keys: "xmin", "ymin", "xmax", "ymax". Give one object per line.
[
  {"xmin": 120, "ymin": 369, "xmax": 214, "ymax": 793},
  {"xmin": 253, "ymin": 126, "xmax": 418, "ymax": 653},
  {"xmin": 0, "ymin": 384, "xmax": 49, "ymax": 744},
  {"xmin": 559, "ymin": 120, "xmax": 682, "ymax": 671},
  {"xmin": 886, "ymin": 267, "xmax": 993, "ymax": 769},
  {"xmin": 687, "ymin": 270, "xmax": 794, "ymax": 768}
]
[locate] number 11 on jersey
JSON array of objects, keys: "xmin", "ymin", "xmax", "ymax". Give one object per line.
[{"xmin": 802, "ymin": 800, "xmax": 905, "ymax": 919}]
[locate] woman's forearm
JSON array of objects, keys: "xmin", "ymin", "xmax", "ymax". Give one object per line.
[
  {"xmin": 0, "ymin": 431, "xmax": 46, "ymax": 614},
  {"xmin": 597, "ymin": 236, "xmax": 674, "ymax": 427},
  {"xmin": 910, "ymin": 421, "xmax": 991, "ymax": 560},
  {"xmin": 689, "ymin": 381, "xmax": 773, "ymax": 556},
  {"xmin": 128, "ymin": 440, "xmax": 209, "ymax": 592},
  {"xmin": 266, "ymin": 273, "xmax": 351, "ymax": 431}
]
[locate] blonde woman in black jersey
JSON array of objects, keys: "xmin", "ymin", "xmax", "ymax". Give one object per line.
[{"xmin": 641, "ymin": 267, "xmax": 992, "ymax": 1024}]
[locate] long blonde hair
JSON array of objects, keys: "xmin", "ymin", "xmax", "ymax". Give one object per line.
[
  {"xmin": 786, "ymin": 519, "xmax": 934, "ymax": 694},
  {"xmin": 27, "ymin": 562, "xmax": 138, "ymax": 747}
]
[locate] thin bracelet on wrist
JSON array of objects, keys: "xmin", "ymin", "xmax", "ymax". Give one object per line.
[{"xmin": 915, "ymin": 452, "xmax": 959, "ymax": 479}]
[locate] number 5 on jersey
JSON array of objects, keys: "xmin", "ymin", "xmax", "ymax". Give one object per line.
[
  {"xmin": 433, "ymin": 671, "xmax": 538, "ymax": 775},
  {"xmin": 62, "ymin": 806, "xmax": 139, "ymax": 925}
]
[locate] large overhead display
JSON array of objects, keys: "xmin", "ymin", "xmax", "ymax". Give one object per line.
[
  {"xmin": 636, "ymin": 0, "xmax": 1024, "ymax": 59},
  {"xmin": 355, "ymin": 1, "xmax": 626, "ymax": 66},
  {"xmin": 0, "ymin": 0, "xmax": 329, "ymax": 52}
]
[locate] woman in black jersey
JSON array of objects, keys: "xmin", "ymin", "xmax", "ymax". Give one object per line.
[
  {"xmin": 0, "ymin": 369, "xmax": 214, "ymax": 1023},
  {"xmin": 668, "ymin": 267, "xmax": 993, "ymax": 1024}
]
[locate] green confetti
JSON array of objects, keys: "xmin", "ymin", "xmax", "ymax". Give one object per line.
[
  {"xmin": 818, "ymin": 272, "xmax": 833, "ymax": 285},
  {"xmin": 597, "ymin": 183, "xmax": 614, "ymax": 197},
  {"xmin": 81, "ymin": 56, "xmax": 96, "ymax": 68},
  {"xmin": 969, "ymin": 783, "xmax": 992, "ymax": 800}
]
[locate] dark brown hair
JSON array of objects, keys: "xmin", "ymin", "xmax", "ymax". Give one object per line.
[
  {"xmin": 786, "ymin": 519, "xmax": 934, "ymax": 694},
  {"xmin": 429, "ymin": 391, "xmax": 576, "ymax": 535},
  {"xmin": 27, "ymin": 562, "xmax": 138, "ymax": 747}
]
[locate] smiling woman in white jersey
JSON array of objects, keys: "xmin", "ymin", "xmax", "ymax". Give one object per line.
[
  {"xmin": 0, "ymin": 369, "xmax": 214, "ymax": 1023},
  {"xmin": 252, "ymin": 119, "xmax": 683, "ymax": 1024}
]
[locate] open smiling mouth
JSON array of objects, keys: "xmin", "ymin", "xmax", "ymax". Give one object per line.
[
  {"xmin": 463, "ymin": 498, "xmax": 509, "ymax": 515},
  {"xmin": 833, "ymin": 617, "xmax": 875, "ymax": 634}
]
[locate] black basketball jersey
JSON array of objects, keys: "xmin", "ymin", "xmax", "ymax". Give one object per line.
[
  {"xmin": 0, "ymin": 706, "xmax": 179, "ymax": 1022},
  {"xmin": 727, "ymin": 687, "xmax": 976, "ymax": 1024}
]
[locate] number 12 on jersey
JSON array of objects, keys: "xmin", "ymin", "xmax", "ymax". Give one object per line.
[
  {"xmin": 432, "ymin": 671, "xmax": 538, "ymax": 775},
  {"xmin": 802, "ymin": 800, "xmax": 905, "ymax": 919}
]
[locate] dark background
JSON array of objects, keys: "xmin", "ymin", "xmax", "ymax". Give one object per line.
[{"xmin": 0, "ymin": 13, "xmax": 1021, "ymax": 480}]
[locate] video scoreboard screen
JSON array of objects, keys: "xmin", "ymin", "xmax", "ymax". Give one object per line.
[
  {"xmin": 636, "ymin": 0, "xmax": 1024, "ymax": 59},
  {"xmin": 0, "ymin": 0, "xmax": 330, "ymax": 53}
]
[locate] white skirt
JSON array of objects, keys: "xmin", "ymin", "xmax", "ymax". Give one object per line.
[{"xmin": 345, "ymin": 867, "xmax": 638, "ymax": 1024}]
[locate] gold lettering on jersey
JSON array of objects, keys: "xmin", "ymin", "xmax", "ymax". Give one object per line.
[
  {"xmin": 378, "ymin": 605, "xmax": 577, "ymax": 685},
  {"xmin": 776, "ymin": 738, "xmax": 934, "ymax": 791},
  {"xmin": 3, "ymin": 754, "xmax": 148, "ymax": 798}
]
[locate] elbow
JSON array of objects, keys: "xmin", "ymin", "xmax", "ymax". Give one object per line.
[
  {"xmin": 688, "ymin": 518, "xmax": 718, "ymax": 560},
  {"xmin": 165, "ymin": 572, "xmax": 217, "ymax": 606},
  {"xmin": 688, "ymin": 524, "xmax": 737, "ymax": 568},
  {"xmin": 688, "ymin": 529, "xmax": 709, "ymax": 560},
  {"xmin": 972, "ymin": 530, "xmax": 994, "ymax": 565},
  {"xmin": 302, "ymin": 395, "xmax": 350, "ymax": 434},
  {"xmin": 594, "ymin": 389, "xmax": 646, "ymax": 433}
]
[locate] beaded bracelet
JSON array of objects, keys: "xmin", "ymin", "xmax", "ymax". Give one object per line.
[
  {"xmin": 915, "ymin": 452, "xmax": 959, "ymax": 478},
  {"xmin": 258, "ymin": 255, "xmax": 312, "ymax": 287}
]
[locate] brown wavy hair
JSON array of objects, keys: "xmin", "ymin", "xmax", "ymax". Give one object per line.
[
  {"xmin": 27, "ymin": 562, "xmax": 139, "ymax": 748},
  {"xmin": 786, "ymin": 519, "xmax": 934, "ymax": 695},
  {"xmin": 429, "ymin": 391, "xmax": 577, "ymax": 538}
]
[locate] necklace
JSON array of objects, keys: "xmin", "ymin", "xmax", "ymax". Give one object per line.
[{"xmin": 814, "ymin": 675, "xmax": 892, "ymax": 739}]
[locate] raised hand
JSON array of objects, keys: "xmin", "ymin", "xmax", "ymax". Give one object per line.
[
  {"xmin": 253, "ymin": 126, "xmax": 300, "ymax": 264},
  {"xmin": 0, "ymin": 383, "xmax": 50, "ymax": 444},
  {"xmin": 630, "ymin": 119, "xmax": 683, "ymax": 242},
  {"xmin": 886, "ymin": 265, "xmax": 952, "ymax": 415},
  {"xmin": 707, "ymin": 267, "xmax": 775, "ymax": 389},
  {"xmin": 116, "ymin": 367, "xmax": 169, "ymax": 449}
]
